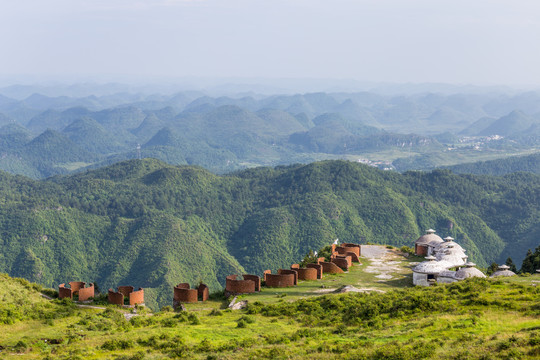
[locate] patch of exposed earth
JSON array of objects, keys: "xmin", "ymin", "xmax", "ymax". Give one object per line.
[
  {"xmin": 312, "ymin": 287, "xmax": 383, "ymax": 294},
  {"xmin": 361, "ymin": 246, "xmax": 410, "ymax": 281}
]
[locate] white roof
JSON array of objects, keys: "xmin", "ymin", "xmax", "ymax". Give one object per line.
[
  {"xmin": 413, "ymin": 259, "xmax": 453, "ymax": 274},
  {"xmin": 434, "ymin": 240, "xmax": 465, "ymax": 253},
  {"xmin": 415, "ymin": 231, "xmax": 444, "ymax": 246},
  {"xmin": 435, "ymin": 247, "xmax": 467, "ymax": 267},
  {"xmin": 455, "ymin": 265, "xmax": 486, "ymax": 279},
  {"xmin": 490, "ymin": 268, "xmax": 516, "ymax": 277}
]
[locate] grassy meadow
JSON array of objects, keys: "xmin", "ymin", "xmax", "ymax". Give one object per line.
[{"xmin": 0, "ymin": 249, "xmax": 539, "ymax": 359}]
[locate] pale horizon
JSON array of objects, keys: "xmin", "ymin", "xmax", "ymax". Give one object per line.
[{"xmin": 1, "ymin": 0, "xmax": 540, "ymax": 89}]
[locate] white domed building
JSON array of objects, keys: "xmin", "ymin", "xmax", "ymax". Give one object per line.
[
  {"xmin": 414, "ymin": 229, "xmax": 444, "ymax": 256},
  {"xmin": 490, "ymin": 264, "xmax": 516, "ymax": 277},
  {"xmin": 412, "ymin": 256, "xmax": 453, "ymax": 286},
  {"xmin": 456, "ymin": 262, "xmax": 487, "ymax": 279}
]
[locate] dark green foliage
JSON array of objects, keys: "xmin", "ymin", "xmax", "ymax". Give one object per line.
[
  {"xmin": 520, "ymin": 247, "xmax": 540, "ymax": 274},
  {"xmin": 299, "ymin": 249, "xmax": 319, "ymax": 267},
  {"xmin": 486, "ymin": 262, "xmax": 499, "ymax": 276},
  {"xmin": 0, "ymin": 159, "xmax": 539, "ymax": 309},
  {"xmin": 505, "ymin": 257, "xmax": 518, "ymax": 273},
  {"xmin": 447, "ymin": 153, "xmax": 540, "ymax": 176},
  {"xmin": 101, "ymin": 338, "xmax": 134, "ymax": 351}
]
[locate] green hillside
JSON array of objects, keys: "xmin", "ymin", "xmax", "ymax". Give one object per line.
[
  {"xmin": 0, "ymin": 159, "xmax": 538, "ymax": 309},
  {"xmin": 446, "ymin": 152, "xmax": 540, "ymax": 175}
]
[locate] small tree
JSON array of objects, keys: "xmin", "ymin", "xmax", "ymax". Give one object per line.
[
  {"xmin": 486, "ymin": 262, "xmax": 499, "ymax": 276},
  {"xmin": 520, "ymin": 247, "xmax": 540, "ymax": 274},
  {"xmin": 299, "ymin": 250, "xmax": 319, "ymax": 267},
  {"xmin": 505, "ymin": 257, "xmax": 518, "ymax": 273}
]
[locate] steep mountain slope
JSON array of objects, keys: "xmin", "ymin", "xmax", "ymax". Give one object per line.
[{"xmin": 0, "ymin": 159, "xmax": 537, "ymax": 309}]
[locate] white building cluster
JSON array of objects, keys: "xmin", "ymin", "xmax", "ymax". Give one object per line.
[{"xmin": 412, "ymin": 229, "xmax": 515, "ymax": 286}]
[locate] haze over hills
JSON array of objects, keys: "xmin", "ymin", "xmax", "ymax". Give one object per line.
[
  {"xmin": 0, "ymin": 158, "xmax": 538, "ymax": 309},
  {"xmin": 0, "ymin": 86, "xmax": 539, "ymax": 178}
]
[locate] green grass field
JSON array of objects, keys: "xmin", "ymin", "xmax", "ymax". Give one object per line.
[{"xmin": 1, "ymin": 248, "xmax": 539, "ymax": 359}]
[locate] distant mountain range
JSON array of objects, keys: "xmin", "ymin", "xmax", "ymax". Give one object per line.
[{"xmin": 0, "ymin": 89, "xmax": 539, "ymax": 178}]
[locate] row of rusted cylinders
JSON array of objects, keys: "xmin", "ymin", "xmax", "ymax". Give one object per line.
[
  {"xmin": 173, "ymin": 243, "xmax": 362, "ymax": 305},
  {"xmin": 224, "ymin": 243, "xmax": 361, "ymax": 294},
  {"xmin": 59, "ymin": 282, "xmax": 145, "ymax": 307},
  {"xmin": 60, "ymin": 243, "xmax": 361, "ymax": 307}
]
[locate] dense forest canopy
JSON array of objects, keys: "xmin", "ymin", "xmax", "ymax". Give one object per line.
[{"xmin": 0, "ymin": 158, "xmax": 538, "ymax": 309}]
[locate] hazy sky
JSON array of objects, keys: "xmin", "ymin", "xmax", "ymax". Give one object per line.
[{"xmin": 1, "ymin": 0, "xmax": 540, "ymax": 86}]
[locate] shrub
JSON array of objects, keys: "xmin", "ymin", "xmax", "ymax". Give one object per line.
[
  {"xmin": 161, "ymin": 318, "xmax": 177, "ymax": 328},
  {"xmin": 400, "ymin": 246, "xmax": 415, "ymax": 255},
  {"xmin": 101, "ymin": 339, "xmax": 134, "ymax": 350},
  {"xmin": 236, "ymin": 319, "xmax": 247, "ymax": 328},
  {"xmin": 239, "ymin": 315, "xmax": 255, "ymax": 324},
  {"xmin": 188, "ymin": 313, "xmax": 201, "ymax": 325}
]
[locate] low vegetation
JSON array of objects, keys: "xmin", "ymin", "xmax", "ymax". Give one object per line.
[{"xmin": 0, "ymin": 271, "xmax": 538, "ymax": 359}]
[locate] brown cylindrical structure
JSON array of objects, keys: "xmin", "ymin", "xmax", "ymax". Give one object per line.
[
  {"xmin": 331, "ymin": 258, "xmax": 350, "ymax": 270},
  {"xmin": 225, "ymin": 275, "xmax": 256, "ymax": 294},
  {"xmin": 265, "ymin": 273, "xmax": 295, "ymax": 287},
  {"xmin": 242, "ymin": 275, "xmax": 261, "ymax": 292},
  {"xmin": 291, "ymin": 264, "xmax": 300, "ymax": 269},
  {"xmin": 174, "ymin": 283, "xmax": 198, "ymax": 303},
  {"xmin": 320, "ymin": 261, "xmax": 344, "ymax": 274},
  {"xmin": 78, "ymin": 283, "xmax": 95, "ymax": 301},
  {"xmin": 197, "ymin": 284, "xmax": 209, "ymax": 301},
  {"xmin": 338, "ymin": 243, "xmax": 361, "ymax": 257},
  {"xmin": 108, "ymin": 289, "xmax": 124, "ymax": 305},
  {"xmin": 129, "ymin": 288, "xmax": 144, "ymax": 306},
  {"xmin": 306, "ymin": 263, "xmax": 323, "ymax": 279},
  {"xmin": 345, "ymin": 251, "xmax": 360, "ymax": 263},
  {"xmin": 296, "ymin": 267, "xmax": 318, "ymax": 280},
  {"xmin": 58, "ymin": 284, "xmax": 72, "ymax": 299},
  {"xmin": 278, "ymin": 269, "xmax": 298, "ymax": 285},
  {"xmin": 118, "ymin": 286, "xmax": 134, "ymax": 297},
  {"xmin": 68, "ymin": 281, "xmax": 86, "ymax": 292}
]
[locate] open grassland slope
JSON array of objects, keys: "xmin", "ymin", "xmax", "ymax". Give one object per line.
[{"xmin": 0, "ymin": 269, "xmax": 539, "ymax": 359}]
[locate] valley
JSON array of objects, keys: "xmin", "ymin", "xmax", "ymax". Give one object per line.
[{"xmin": 1, "ymin": 88, "xmax": 539, "ymax": 179}]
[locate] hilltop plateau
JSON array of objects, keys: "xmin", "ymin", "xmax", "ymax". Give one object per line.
[{"xmin": 0, "ymin": 247, "xmax": 538, "ymax": 359}]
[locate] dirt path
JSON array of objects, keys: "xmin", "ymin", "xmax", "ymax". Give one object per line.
[{"xmin": 361, "ymin": 245, "xmax": 409, "ymax": 281}]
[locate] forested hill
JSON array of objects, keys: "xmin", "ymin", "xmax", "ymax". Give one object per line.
[
  {"xmin": 445, "ymin": 152, "xmax": 540, "ymax": 175},
  {"xmin": 0, "ymin": 159, "xmax": 538, "ymax": 309}
]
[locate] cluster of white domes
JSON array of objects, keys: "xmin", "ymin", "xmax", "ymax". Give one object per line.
[
  {"xmin": 433, "ymin": 238, "xmax": 467, "ymax": 268},
  {"xmin": 412, "ymin": 229, "xmax": 486, "ymax": 286}
]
